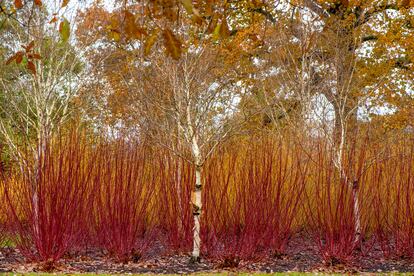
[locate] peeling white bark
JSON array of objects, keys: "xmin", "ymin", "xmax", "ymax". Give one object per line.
[{"xmin": 192, "ymin": 166, "xmax": 202, "ymax": 260}]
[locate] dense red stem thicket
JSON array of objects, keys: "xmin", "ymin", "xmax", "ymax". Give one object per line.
[
  {"xmin": 203, "ymin": 138, "xmax": 307, "ymax": 265},
  {"xmin": 1, "ymin": 131, "xmax": 414, "ymax": 267},
  {"xmin": 3, "ymin": 133, "xmax": 94, "ymax": 262},
  {"xmin": 372, "ymin": 140, "xmax": 414, "ymax": 259},
  {"xmin": 157, "ymin": 153, "xmax": 193, "ymax": 252},
  {"xmin": 306, "ymin": 142, "xmax": 356, "ymax": 265},
  {"xmin": 92, "ymin": 141, "xmax": 156, "ymax": 262}
]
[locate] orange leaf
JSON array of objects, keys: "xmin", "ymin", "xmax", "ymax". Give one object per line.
[
  {"xmin": 14, "ymin": 0, "xmax": 23, "ymax": 9},
  {"xmin": 163, "ymin": 28, "xmax": 182, "ymax": 60},
  {"xmin": 5, "ymin": 51, "xmax": 25, "ymax": 65},
  {"xmin": 49, "ymin": 17, "xmax": 58, "ymax": 23},
  {"xmin": 124, "ymin": 10, "xmax": 137, "ymax": 37},
  {"xmin": 27, "ymin": 61, "xmax": 36, "ymax": 75},
  {"xmin": 34, "ymin": 0, "xmax": 42, "ymax": 6},
  {"xmin": 62, "ymin": 0, "xmax": 69, "ymax": 8}
]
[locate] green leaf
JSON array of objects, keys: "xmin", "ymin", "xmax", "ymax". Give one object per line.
[{"xmin": 59, "ymin": 18, "xmax": 70, "ymax": 43}]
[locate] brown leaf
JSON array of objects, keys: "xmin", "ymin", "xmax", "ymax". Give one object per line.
[
  {"xmin": 163, "ymin": 28, "xmax": 182, "ymax": 60},
  {"xmin": 123, "ymin": 10, "xmax": 146, "ymax": 39},
  {"xmin": 14, "ymin": 0, "xmax": 23, "ymax": 9},
  {"xmin": 27, "ymin": 61, "xmax": 36, "ymax": 74},
  {"xmin": 219, "ymin": 17, "xmax": 230, "ymax": 38},
  {"xmin": 62, "ymin": 0, "xmax": 69, "ymax": 8}
]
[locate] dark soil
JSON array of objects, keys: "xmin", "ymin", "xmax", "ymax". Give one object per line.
[{"xmin": 1, "ymin": 236, "xmax": 413, "ymax": 273}]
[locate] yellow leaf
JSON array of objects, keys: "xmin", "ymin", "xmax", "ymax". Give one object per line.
[
  {"xmin": 181, "ymin": 0, "xmax": 193, "ymax": 14},
  {"xmin": 59, "ymin": 18, "xmax": 70, "ymax": 42},
  {"xmin": 110, "ymin": 30, "xmax": 121, "ymax": 42},
  {"xmin": 212, "ymin": 22, "xmax": 221, "ymax": 40},
  {"xmin": 144, "ymin": 29, "xmax": 159, "ymax": 56}
]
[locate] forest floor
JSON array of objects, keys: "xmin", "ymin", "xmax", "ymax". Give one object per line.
[{"xmin": 0, "ymin": 236, "xmax": 413, "ymax": 274}]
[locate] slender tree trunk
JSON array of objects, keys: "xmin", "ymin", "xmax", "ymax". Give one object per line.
[
  {"xmin": 32, "ymin": 128, "xmax": 48, "ymax": 240},
  {"xmin": 333, "ymin": 103, "xmax": 361, "ymax": 245},
  {"xmin": 190, "ymin": 133, "xmax": 202, "ymax": 262},
  {"xmin": 191, "ymin": 164, "xmax": 202, "ymax": 262}
]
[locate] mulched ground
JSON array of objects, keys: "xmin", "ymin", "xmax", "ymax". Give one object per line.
[{"xmin": 1, "ymin": 236, "xmax": 414, "ymax": 274}]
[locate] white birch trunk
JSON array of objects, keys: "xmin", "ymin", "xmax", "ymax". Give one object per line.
[
  {"xmin": 190, "ymin": 136, "xmax": 202, "ymax": 262},
  {"xmin": 192, "ymin": 165, "xmax": 202, "ymax": 261}
]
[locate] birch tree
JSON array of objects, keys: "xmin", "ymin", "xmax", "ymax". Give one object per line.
[
  {"xmin": 136, "ymin": 46, "xmax": 243, "ymax": 262},
  {"xmin": 0, "ymin": 10, "xmax": 84, "ymax": 234}
]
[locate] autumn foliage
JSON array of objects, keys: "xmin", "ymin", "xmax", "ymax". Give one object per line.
[{"xmin": 1, "ymin": 0, "xmax": 414, "ymax": 272}]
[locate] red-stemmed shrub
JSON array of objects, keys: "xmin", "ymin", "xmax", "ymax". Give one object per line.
[
  {"xmin": 3, "ymin": 131, "xmax": 94, "ymax": 264},
  {"xmin": 92, "ymin": 141, "xmax": 157, "ymax": 262},
  {"xmin": 202, "ymin": 137, "xmax": 307, "ymax": 265},
  {"xmin": 157, "ymin": 152, "xmax": 193, "ymax": 252},
  {"xmin": 305, "ymin": 142, "xmax": 356, "ymax": 266},
  {"xmin": 372, "ymin": 139, "xmax": 414, "ymax": 259}
]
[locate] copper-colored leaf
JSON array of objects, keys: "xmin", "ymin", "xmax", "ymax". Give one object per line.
[
  {"xmin": 163, "ymin": 28, "xmax": 182, "ymax": 60},
  {"xmin": 205, "ymin": 0, "xmax": 214, "ymax": 16},
  {"xmin": 49, "ymin": 17, "xmax": 58, "ymax": 23},
  {"xmin": 24, "ymin": 41, "xmax": 35, "ymax": 52},
  {"xmin": 62, "ymin": 0, "xmax": 69, "ymax": 8},
  {"xmin": 27, "ymin": 61, "xmax": 36, "ymax": 74},
  {"xmin": 34, "ymin": 0, "xmax": 42, "ymax": 6},
  {"xmin": 219, "ymin": 17, "xmax": 230, "ymax": 38},
  {"xmin": 144, "ymin": 29, "xmax": 159, "ymax": 56},
  {"xmin": 28, "ymin": 53, "xmax": 42, "ymax": 59},
  {"xmin": 123, "ymin": 10, "xmax": 145, "ymax": 39},
  {"xmin": 5, "ymin": 55, "xmax": 16, "ymax": 65},
  {"xmin": 15, "ymin": 52, "xmax": 24, "ymax": 64},
  {"xmin": 192, "ymin": 14, "xmax": 203, "ymax": 25},
  {"xmin": 6, "ymin": 51, "xmax": 25, "ymax": 65},
  {"xmin": 14, "ymin": 0, "xmax": 23, "ymax": 9}
]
